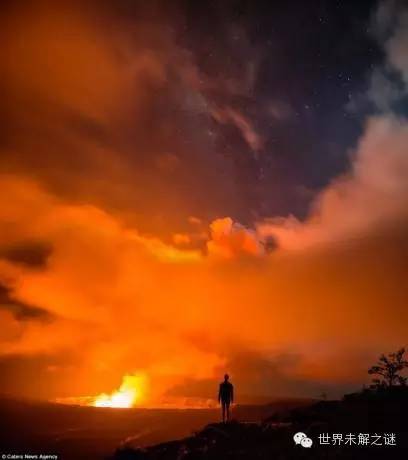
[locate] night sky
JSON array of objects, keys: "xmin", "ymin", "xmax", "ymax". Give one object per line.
[
  {"xmin": 177, "ymin": 0, "xmax": 381, "ymax": 218},
  {"xmin": 1, "ymin": 0, "xmax": 387, "ymax": 235},
  {"xmin": 0, "ymin": 0, "xmax": 407, "ymax": 405}
]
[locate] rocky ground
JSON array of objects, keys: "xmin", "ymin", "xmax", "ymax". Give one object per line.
[{"xmin": 113, "ymin": 388, "xmax": 408, "ymax": 460}]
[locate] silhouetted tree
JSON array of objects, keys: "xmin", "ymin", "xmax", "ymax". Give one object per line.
[{"xmin": 368, "ymin": 348, "xmax": 408, "ymax": 388}]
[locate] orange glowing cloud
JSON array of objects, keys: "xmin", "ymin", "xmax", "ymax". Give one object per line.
[
  {"xmin": 207, "ymin": 217, "xmax": 264, "ymax": 258},
  {"xmin": 0, "ymin": 167, "xmax": 407, "ymax": 404}
]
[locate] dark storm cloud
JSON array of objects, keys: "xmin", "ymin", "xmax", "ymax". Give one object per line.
[
  {"xmin": 0, "ymin": 284, "xmax": 53, "ymax": 322},
  {"xmin": 0, "ymin": 240, "xmax": 52, "ymax": 268}
]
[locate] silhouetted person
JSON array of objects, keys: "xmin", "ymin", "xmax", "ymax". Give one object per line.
[{"xmin": 218, "ymin": 374, "xmax": 234, "ymax": 422}]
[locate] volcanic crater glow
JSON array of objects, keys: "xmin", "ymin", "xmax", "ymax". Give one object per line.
[{"xmin": 93, "ymin": 374, "xmax": 147, "ymax": 408}]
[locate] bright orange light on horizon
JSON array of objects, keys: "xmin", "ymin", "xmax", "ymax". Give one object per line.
[
  {"xmin": 93, "ymin": 388, "xmax": 136, "ymax": 408},
  {"xmin": 93, "ymin": 373, "xmax": 148, "ymax": 408}
]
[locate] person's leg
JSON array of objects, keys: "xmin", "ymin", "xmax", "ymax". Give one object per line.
[
  {"xmin": 226, "ymin": 401, "xmax": 230, "ymax": 422},
  {"xmin": 222, "ymin": 401, "xmax": 226, "ymax": 422}
]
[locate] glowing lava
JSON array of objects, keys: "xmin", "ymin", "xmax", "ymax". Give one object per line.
[{"xmin": 93, "ymin": 373, "xmax": 147, "ymax": 408}]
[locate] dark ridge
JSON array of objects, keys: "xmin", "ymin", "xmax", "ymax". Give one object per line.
[{"xmin": 113, "ymin": 388, "xmax": 408, "ymax": 460}]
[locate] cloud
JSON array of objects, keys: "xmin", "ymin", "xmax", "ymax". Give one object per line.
[
  {"xmin": 0, "ymin": 240, "xmax": 52, "ymax": 268},
  {"xmin": 257, "ymin": 115, "xmax": 408, "ymax": 249},
  {"xmin": 0, "ymin": 284, "xmax": 53, "ymax": 322},
  {"xmin": 366, "ymin": 69, "xmax": 404, "ymax": 112},
  {"xmin": 211, "ymin": 107, "xmax": 263, "ymax": 154},
  {"xmin": 207, "ymin": 217, "xmax": 264, "ymax": 258},
  {"xmin": 0, "ymin": 172, "xmax": 406, "ymax": 402},
  {"xmin": 348, "ymin": 1, "xmax": 408, "ymax": 114},
  {"xmin": 385, "ymin": 5, "xmax": 408, "ymax": 86},
  {"xmin": 267, "ymin": 101, "xmax": 294, "ymax": 121},
  {"xmin": 261, "ymin": 1, "xmax": 408, "ymax": 251},
  {"xmin": 0, "ymin": 0, "xmax": 243, "ymax": 237}
]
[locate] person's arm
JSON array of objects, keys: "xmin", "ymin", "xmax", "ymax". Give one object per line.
[
  {"xmin": 218, "ymin": 384, "xmax": 221, "ymax": 403},
  {"xmin": 231, "ymin": 384, "xmax": 234, "ymax": 404}
]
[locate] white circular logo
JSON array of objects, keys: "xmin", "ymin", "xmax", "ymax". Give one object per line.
[
  {"xmin": 300, "ymin": 437, "xmax": 313, "ymax": 448},
  {"xmin": 293, "ymin": 432, "xmax": 307, "ymax": 444},
  {"xmin": 293, "ymin": 432, "xmax": 313, "ymax": 448}
]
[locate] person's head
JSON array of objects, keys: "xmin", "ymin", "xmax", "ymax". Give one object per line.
[{"xmin": 224, "ymin": 374, "xmax": 229, "ymax": 381}]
